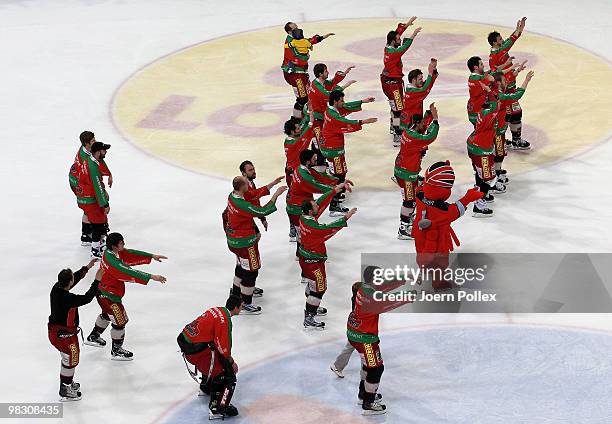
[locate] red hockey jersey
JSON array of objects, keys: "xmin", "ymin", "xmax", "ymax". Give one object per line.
[
  {"xmin": 401, "ymin": 72, "xmax": 438, "ymax": 125},
  {"xmin": 284, "ymin": 115, "xmax": 315, "ymax": 172},
  {"xmin": 99, "ymin": 249, "xmax": 153, "ymax": 299},
  {"xmin": 77, "ymin": 155, "xmax": 109, "ymax": 208},
  {"xmin": 466, "ymin": 100, "xmax": 498, "ymax": 155},
  {"xmin": 298, "ymin": 190, "xmax": 346, "ymax": 261},
  {"xmin": 181, "ymin": 307, "xmax": 232, "ymax": 358},
  {"xmin": 308, "ymin": 72, "xmax": 345, "ymax": 120},
  {"xmin": 467, "ymin": 73, "xmax": 492, "ymax": 124},
  {"xmin": 286, "ymin": 165, "xmax": 337, "ymax": 216},
  {"xmin": 381, "ymin": 23, "xmax": 412, "ymax": 79},
  {"xmin": 489, "ymin": 33, "xmax": 520, "ymax": 88},
  {"xmin": 394, "ymin": 120, "xmax": 439, "ymax": 179},
  {"xmin": 320, "ymin": 102, "xmax": 363, "ymax": 159},
  {"xmin": 225, "ymin": 193, "xmax": 277, "ymax": 248},
  {"xmin": 69, "ymin": 147, "xmax": 111, "ymax": 197}
]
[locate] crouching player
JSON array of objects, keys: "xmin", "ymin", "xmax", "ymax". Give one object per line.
[{"xmin": 177, "ymin": 295, "xmax": 242, "ymax": 420}]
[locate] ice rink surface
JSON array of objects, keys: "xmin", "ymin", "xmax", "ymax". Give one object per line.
[{"xmin": 1, "ymin": 0, "xmax": 611, "ymax": 423}]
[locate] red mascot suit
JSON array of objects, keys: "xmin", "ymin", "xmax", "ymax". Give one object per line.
[{"xmin": 412, "ymin": 161, "xmax": 484, "ymax": 291}]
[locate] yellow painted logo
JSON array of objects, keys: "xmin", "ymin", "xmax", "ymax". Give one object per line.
[
  {"xmin": 364, "ymin": 343, "xmax": 377, "ymax": 367},
  {"xmin": 111, "ymin": 303, "xmax": 126, "ymax": 326},
  {"xmin": 248, "ymin": 246, "xmax": 260, "ymax": 270},
  {"xmin": 405, "ymin": 180, "xmax": 414, "ymax": 200},
  {"xmin": 313, "ymin": 268, "xmax": 326, "ymax": 292},
  {"xmin": 393, "ymin": 89, "xmax": 403, "ymax": 111},
  {"xmin": 113, "ymin": 19, "xmax": 612, "ymax": 188},
  {"xmin": 69, "ymin": 343, "xmax": 79, "ymax": 366},
  {"xmin": 482, "ymin": 156, "xmax": 491, "ymax": 179}
]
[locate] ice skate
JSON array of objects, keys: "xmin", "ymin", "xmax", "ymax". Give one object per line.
[
  {"xmin": 490, "ymin": 181, "xmax": 506, "ymax": 194},
  {"xmin": 84, "ymin": 332, "xmax": 106, "ymax": 348},
  {"xmin": 90, "ymin": 245, "xmax": 103, "ymax": 259},
  {"xmin": 329, "ymin": 203, "xmax": 349, "ymax": 217},
  {"xmin": 511, "ymin": 138, "xmax": 531, "ymax": 150},
  {"xmin": 497, "ymin": 173, "xmax": 509, "ymax": 184},
  {"xmin": 111, "ymin": 345, "xmax": 134, "ymax": 361},
  {"xmin": 81, "ymin": 234, "xmax": 92, "ymax": 246},
  {"xmin": 472, "ymin": 199, "xmax": 494, "ymax": 218},
  {"xmin": 209, "ymin": 403, "xmax": 239, "ymax": 420},
  {"xmin": 316, "ymin": 306, "xmax": 327, "ymax": 316},
  {"xmin": 362, "ymin": 401, "xmax": 387, "ymax": 415},
  {"xmin": 252, "ymin": 287, "xmax": 263, "ymax": 298},
  {"xmin": 397, "ymin": 221, "xmax": 413, "ymax": 240},
  {"xmin": 240, "ymin": 303, "xmax": 262, "ymax": 315},
  {"xmin": 358, "ymin": 392, "xmax": 382, "ymax": 405},
  {"xmin": 59, "ymin": 383, "xmax": 82, "ymax": 402},
  {"xmin": 330, "ymin": 364, "xmax": 344, "ymax": 378},
  {"xmin": 392, "ymin": 133, "xmax": 401, "ymax": 147},
  {"xmin": 303, "ymin": 311, "xmax": 325, "ymax": 330}
]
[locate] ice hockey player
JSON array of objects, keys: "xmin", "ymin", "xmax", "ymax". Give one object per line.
[
  {"xmin": 299, "ymin": 183, "xmax": 356, "ymax": 329},
  {"xmin": 467, "ymin": 56, "xmax": 495, "ymax": 127},
  {"xmin": 232, "ymin": 161, "xmax": 284, "ymax": 296},
  {"xmin": 84, "ymin": 232, "xmax": 167, "ymax": 360},
  {"xmin": 225, "ymin": 176, "xmax": 287, "ymax": 314},
  {"xmin": 394, "ymin": 103, "xmax": 439, "ymax": 240},
  {"xmin": 466, "ymin": 94, "xmax": 505, "ymax": 216},
  {"xmin": 380, "ymin": 17, "xmax": 421, "ymax": 142},
  {"xmin": 282, "ymin": 22, "xmax": 334, "ymax": 119},
  {"xmin": 308, "ymin": 63, "xmax": 356, "ymax": 168},
  {"xmin": 492, "ymin": 69, "xmax": 534, "ymax": 183},
  {"xmin": 286, "ymin": 149, "xmax": 338, "ymax": 247},
  {"xmin": 488, "ymin": 17, "xmax": 530, "ymax": 149},
  {"xmin": 48, "ymin": 259, "xmax": 101, "ymax": 401},
  {"xmin": 76, "ymin": 141, "xmax": 112, "ymax": 258},
  {"xmin": 177, "ymin": 295, "xmax": 242, "ymax": 420},
  {"xmin": 413, "ymin": 161, "xmax": 484, "ymax": 290},
  {"xmin": 347, "ymin": 266, "xmax": 412, "ymax": 415},
  {"xmin": 321, "ymin": 90, "xmax": 376, "ymax": 215},
  {"xmin": 69, "ymin": 131, "xmax": 112, "ymax": 246},
  {"xmin": 400, "ymin": 58, "xmax": 439, "ymax": 144}
]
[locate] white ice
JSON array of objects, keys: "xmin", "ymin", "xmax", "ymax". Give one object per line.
[{"xmin": 1, "ymin": 1, "xmax": 611, "ymax": 423}]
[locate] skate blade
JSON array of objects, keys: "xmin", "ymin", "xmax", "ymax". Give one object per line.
[
  {"xmin": 329, "ymin": 212, "xmax": 347, "ymax": 217},
  {"xmin": 362, "ymin": 409, "xmax": 387, "ymax": 416},
  {"xmin": 330, "ymin": 366, "xmax": 344, "ymax": 378},
  {"xmin": 83, "ymin": 341, "xmax": 105, "ymax": 348},
  {"xmin": 303, "ymin": 325, "xmax": 326, "ymax": 331},
  {"xmin": 240, "ymin": 310, "xmax": 262, "ymax": 315},
  {"xmin": 357, "ymin": 399, "xmax": 383, "ymax": 406},
  {"xmin": 59, "ymin": 396, "xmax": 82, "ymax": 402},
  {"xmin": 252, "ymin": 293, "xmax": 263, "ymax": 298},
  {"xmin": 110, "ymin": 355, "xmax": 134, "ymax": 361},
  {"xmin": 316, "ymin": 311, "xmax": 327, "ymax": 317},
  {"xmin": 81, "ymin": 242, "xmax": 92, "ymax": 247},
  {"xmin": 209, "ymin": 412, "xmax": 224, "ymax": 420},
  {"xmin": 289, "ymin": 238, "xmax": 297, "ymax": 243},
  {"xmin": 397, "ymin": 235, "xmax": 414, "ymax": 240},
  {"xmin": 472, "ymin": 212, "xmax": 494, "ymax": 218}
]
